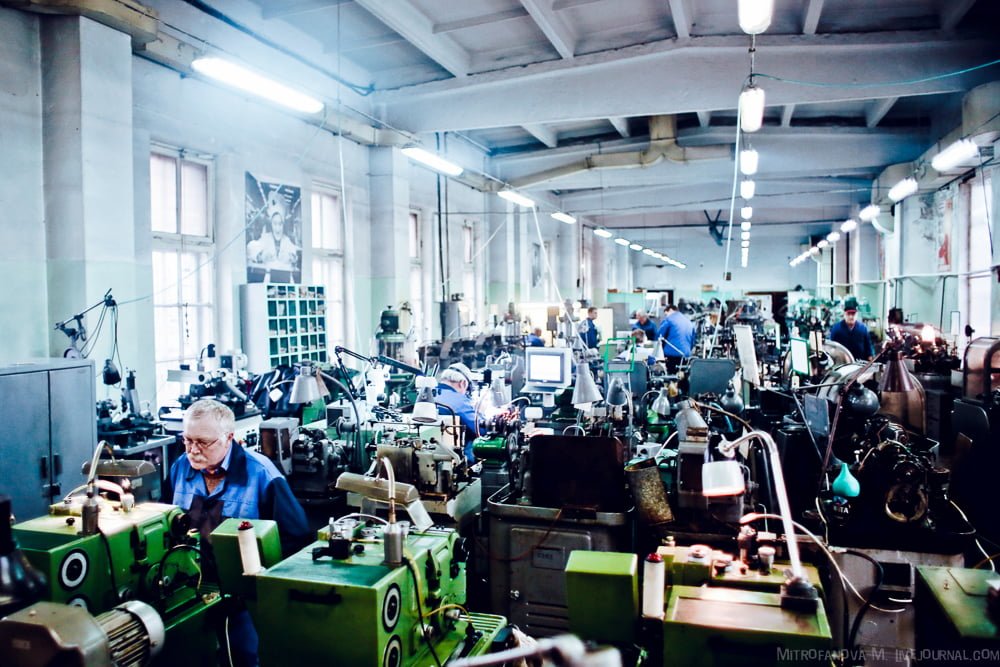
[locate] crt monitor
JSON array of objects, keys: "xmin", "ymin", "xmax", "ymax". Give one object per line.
[
  {"xmin": 524, "ymin": 347, "xmax": 573, "ymax": 389},
  {"xmin": 789, "ymin": 337, "xmax": 810, "ymax": 376}
]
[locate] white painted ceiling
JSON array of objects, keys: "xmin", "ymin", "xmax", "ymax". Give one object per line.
[{"xmin": 232, "ymin": 0, "xmax": 999, "ymax": 243}]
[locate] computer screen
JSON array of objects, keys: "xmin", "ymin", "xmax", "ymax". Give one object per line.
[
  {"xmin": 525, "ymin": 348, "xmax": 572, "ymax": 387},
  {"xmin": 789, "ymin": 337, "xmax": 810, "ymax": 376}
]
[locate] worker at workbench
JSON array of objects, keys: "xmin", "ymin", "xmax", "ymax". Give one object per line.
[
  {"xmin": 435, "ymin": 363, "xmax": 483, "ymax": 464},
  {"xmin": 167, "ymin": 398, "xmax": 309, "ymax": 667}
]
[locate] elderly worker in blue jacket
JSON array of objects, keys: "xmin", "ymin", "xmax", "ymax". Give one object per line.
[
  {"xmin": 168, "ymin": 398, "xmax": 309, "ymax": 667},
  {"xmin": 434, "ymin": 363, "xmax": 483, "ymax": 464}
]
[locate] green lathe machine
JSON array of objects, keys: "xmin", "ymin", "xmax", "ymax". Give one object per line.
[
  {"xmin": 0, "ymin": 492, "xmax": 222, "ymax": 666},
  {"xmin": 212, "ymin": 513, "xmax": 507, "ymax": 667}
]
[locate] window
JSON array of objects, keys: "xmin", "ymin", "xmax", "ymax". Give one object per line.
[
  {"xmin": 150, "ymin": 151, "xmax": 214, "ymax": 403},
  {"xmin": 311, "ymin": 189, "xmax": 346, "ymax": 345},
  {"xmin": 967, "ymin": 174, "xmax": 992, "ymax": 338},
  {"xmin": 409, "ymin": 211, "xmax": 421, "ymax": 259},
  {"xmin": 462, "ymin": 223, "xmax": 479, "ymax": 323}
]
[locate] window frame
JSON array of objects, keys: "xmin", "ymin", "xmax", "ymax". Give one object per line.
[{"xmin": 310, "ymin": 185, "xmax": 347, "ymax": 346}]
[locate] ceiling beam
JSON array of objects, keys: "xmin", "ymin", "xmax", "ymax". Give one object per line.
[
  {"xmin": 866, "ymin": 97, "xmax": 898, "ymax": 128},
  {"xmin": 667, "ymin": 0, "xmax": 693, "ymax": 39},
  {"xmin": 323, "ymin": 32, "xmax": 405, "ymax": 54},
  {"xmin": 354, "ymin": 0, "xmax": 470, "ymax": 76},
  {"xmin": 608, "ymin": 117, "xmax": 630, "ymax": 138},
  {"xmin": 940, "ymin": 0, "xmax": 976, "ymax": 30},
  {"xmin": 519, "ymin": 0, "xmax": 576, "ymax": 59},
  {"xmin": 261, "ymin": 0, "xmax": 349, "ymax": 21},
  {"xmin": 433, "ymin": 8, "xmax": 529, "ymax": 34},
  {"xmin": 373, "ymin": 32, "xmax": 996, "ymax": 132},
  {"xmin": 523, "ymin": 123, "xmax": 559, "ymax": 148},
  {"xmin": 801, "ymin": 0, "xmax": 825, "ymax": 35}
]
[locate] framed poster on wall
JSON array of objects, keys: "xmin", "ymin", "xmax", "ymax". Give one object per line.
[{"xmin": 246, "ymin": 172, "xmax": 302, "ymax": 283}]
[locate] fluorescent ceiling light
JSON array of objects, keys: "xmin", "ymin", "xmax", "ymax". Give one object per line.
[
  {"xmin": 859, "ymin": 204, "xmax": 881, "ymax": 221},
  {"xmin": 841, "ymin": 218, "xmax": 858, "ymax": 233},
  {"xmin": 739, "ymin": 85, "xmax": 766, "ymax": 133},
  {"xmin": 741, "ymin": 231, "xmax": 751, "ymax": 241},
  {"xmin": 740, "ymin": 179, "xmax": 756, "ymax": 200},
  {"xmin": 809, "ymin": 247, "xmax": 820, "ymax": 256},
  {"xmin": 741, "ymin": 221, "xmax": 752, "ymax": 232},
  {"xmin": 817, "ymin": 239, "xmax": 829, "ymax": 249},
  {"xmin": 739, "ymin": 148, "xmax": 759, "ymax": 175},
  {"xmin": 629, "ymin": 243, "xmax": 643, "ymax": 251},
  {"xmin": 593, "ymin": 228, "xmax": 613, "ymax": 238},
  {"xmin": 672, "ymin": 260, "xmax": 687, "ymax": 269},
  {"xmin": 888, "ymin": 177, "xmax": 918, "ymax": 203},
  {"xmin": 551, "ymin": 211, "xmax": 577, "ymax": 225},
  {"xmin": 931, "ymin": 138, "xmax": 978, "ymax": 172},
  {"xmin": 401, "ymin": 146, "xmax": 463, "ymax": 176},
  {"xmin": 741, "ymin": 206, "xmax": 753, "ymax": 220},
  {"xmin": 826, "ymin": 231, "xmax": 841, "ymax": 243},
  {"xmin": 498, "ymin": 189, "xmax": 535, "ymax": 208},
  {"xmin": 614, "ymin": 238, "xmax": 631, "ymax": 246},
  {"xmin": 643, "ymin": 248, "xmax": 656, "ymax": 256},
  {"xmin": 192, "ymin": 57, "xmax": 324, "ymax": 114},
  {"xmin": 738, "ymin": 0, "xmax": 773, "ymax": 34},
  {"xmin": 789, "ymin": 259, "xmax": 797, "ymax": 267}
]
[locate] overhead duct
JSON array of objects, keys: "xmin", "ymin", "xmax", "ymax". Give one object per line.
[{"xmin": 505, "ymin": 115, "xmax": 732, "ymax": 190}]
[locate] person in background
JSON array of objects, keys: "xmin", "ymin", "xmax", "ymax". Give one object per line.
[
  {"xmin": 656, "ymin": 304, "xmax": 696, "ymax": 372},
  {"xmin": 435, "ymin": 363, "xmax": 483, "ymax": 463},
  {"xmin": 829, "ymin": 297, "xmax": 875, "ymax": 361},
  {"xmin": 526, "ymin": 326, "xmax": 546, "ymax": 347},
  {"xmin": 167, "ymin": 398, "xmax": 309, "ymax": 667},
  {"xmin": 581, "ymin": 306, "xmax": 601, "ymax": 348},
  {"xmin": 632, "ymin": 309, "xmax": 657, "ymax": 341}
]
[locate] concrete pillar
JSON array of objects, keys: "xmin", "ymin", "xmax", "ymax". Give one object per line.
[
  {"xmin": 590, "ymin": 235, "xmax": 607, "ymax": 305},
  {"xmin": 0, "ymin": 9, "xmax": 47, "ymax": 364},
  {"xmin": 368, "ymin": 147, "xmax": 411, "ymax": 318},
  {"xmin": 555, "ymin": 221, "xmax": 578, "ymax": 300},
  {"xmin": 42, "ymin": 16, "xmax": 149, "ymax": 397}
]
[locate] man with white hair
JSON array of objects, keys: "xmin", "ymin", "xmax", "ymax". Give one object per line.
[
  {"xmin": 434, "ymin": 363, "xmax": 482, "ymax": 464},
  {"xmin": 167, "ymin": 398, "xmax": 309, "ymax": 667},
  {"xmin": 632, "ymin": 309, "xmax": 657, "ymax": 341},
  {"xmin": 169, "ymin": 398, "xmax": 308, "ymax": 550}
]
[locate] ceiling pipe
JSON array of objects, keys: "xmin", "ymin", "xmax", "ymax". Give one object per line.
[{"xmin": 504, "ymin": 115, "xmax": 732, "ymax": 190}]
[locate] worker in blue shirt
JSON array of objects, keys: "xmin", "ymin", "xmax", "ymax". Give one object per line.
[
  {"xmin": 581, "ymin": 306, "xmax": 601, "ymax": 348},
  {"xmin": 631, "ymin": 309, "xmax": 657, "ymax": 341},
  {"xmin": 435, "ymin": 363, "xmax": 483, "ymax": 463},
  {"xmin": 168, "ymin": 399, "xmax": 309, "ymax": 667},
  {"xmin": 656, "ymin": 304, "xmax": 696, "ymax": 371},
  {"xmin": 829, "ymin": 297, "xmax": 874, "ymax": 360},
  {"xmin": 526, "ymin": 326, "xmax": 546, "ymax": 347}
]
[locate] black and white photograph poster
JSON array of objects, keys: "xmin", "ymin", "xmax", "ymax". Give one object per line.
[{"xmin": 246, "ymin": 172, "xmax": 302, "ymax": 284}]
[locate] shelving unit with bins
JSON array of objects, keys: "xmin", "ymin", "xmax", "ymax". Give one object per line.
[{"xmin": 241, "ymin": 283, "xmax": 328, "ymax": 373}]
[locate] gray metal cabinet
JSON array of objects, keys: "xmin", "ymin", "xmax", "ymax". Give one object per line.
[{"xmin": 0, "ymin": 360, "xmax": 96, "ymax": 520}]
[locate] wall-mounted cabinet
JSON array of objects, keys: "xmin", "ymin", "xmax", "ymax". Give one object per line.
[{"xmin": 241, "ymin": 283, "xmax": 328, "ymax": 373}]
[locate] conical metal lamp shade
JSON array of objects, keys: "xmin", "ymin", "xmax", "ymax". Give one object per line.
[
  {"xmin": 880, "ymin": 351, "xmax": 916, "ymax": 393},
  {"xmin": 288, "ymin": 369, "xmax": 322, "ymax": 403},
  {"xmin": 572, "ymin": 362, "xmax": 603, "ymax": 407},
  {"xmin": 651, "ymin": 388, "xmax": 671, "ymax": 416},
  {"xmin": 606, "ymin": 378, "xmax": 629, "ymax": 407}
]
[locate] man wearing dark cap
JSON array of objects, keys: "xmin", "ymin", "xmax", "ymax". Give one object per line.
[{"xmin": 829, "ymin": 297, "xmax": 874, "ymax": 361}]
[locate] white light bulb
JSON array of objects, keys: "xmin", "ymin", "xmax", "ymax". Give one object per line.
[
  {"xmin": 593, "ymin": 228, "xmax": 613, "ymax": 238},
  {"xmin": 740, "ymin": 179, "xmax": 756, "ymax": 200},
  {"xmin": 841, "ymin": 219, "xmax": 858, "ymax": 233},
  {"xmin": 931, "ymin": 138, "xmax": 979, "ymax": 172},
  {"xmin": 550, "ymin": 211, "xmax": 576, "ymax": 225},
  {"xmin": 741, "ymin": 206, "xmax": 753, "ymax": 220},
  {"xmin": 827, "ymin": 231, "xmax": 841, "ymax": 243},
  {"xmin": 817, "ymin": 240, "xmax": 829, "ymax": 249},
  {"xmin": 629, "ymin": 243, "xmax": 643, "ymax": 251},
  {"xmin": 741, "ymin": 240, "xmax": 750, "ymax": 248},
  {"xmin": 739, "ymin": 148, "xmax": 759, "ymax": 175},
  {"xmin": 741, "ymin": 231, "xmax": 751, "ymax": 241},
  {"xmin": 614, "ymin": 238, "xmax": 631, "ymax": 246},
  {"xmin": 739, "ymin": 86, "xmax": 766, "ymax": 133},
  {"xmin": 741, "ymin": 221, "xmax": 752, "ymax": 232},
  {"xmin": 738, "ymin": 0, "xmax": 774, "ymax": 35},
  {"xmin": 859, "ymin": 204, "xmax": 880, "ymax": 222},
  {"xmin": 888, "ymin": 177, "xmax": 918, "ymax": 203}
]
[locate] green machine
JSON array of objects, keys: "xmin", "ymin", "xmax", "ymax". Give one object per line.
[
  {"xmin": 213, "ymin": 516, "xmax": 507, "ymax": 667},
  {"xmin": 5, "ymin": 498, "xmax": 222, "ymax": 666}
]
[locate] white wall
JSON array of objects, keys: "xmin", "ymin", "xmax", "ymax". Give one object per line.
[{"xmin": 0, "ymin": 8, "xmax": 47, "ymax": 363}]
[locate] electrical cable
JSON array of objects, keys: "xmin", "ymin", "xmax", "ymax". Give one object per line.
[
  {"xmin": 97, "ymin": 529, "xmax": 122, "ymax": 604},
  {"xmin": 754, "ymin": 57, "xmax": 1000, "ymax": 89},
  {"xmin": 405, "ymin": 557, "xmax": 443, "ymax": 667},
  {"xmin": 843, "ymin": 549, "xmax": 883, "ymax": 658}
]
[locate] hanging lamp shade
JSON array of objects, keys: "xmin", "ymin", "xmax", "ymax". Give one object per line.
[
  {"xmin": 739, "ymin": 85, "xmax": 766, "ymax": 133},
  {"xmin": 738, "ymin": 0, "xmax": 774, "ymax": 35}
]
